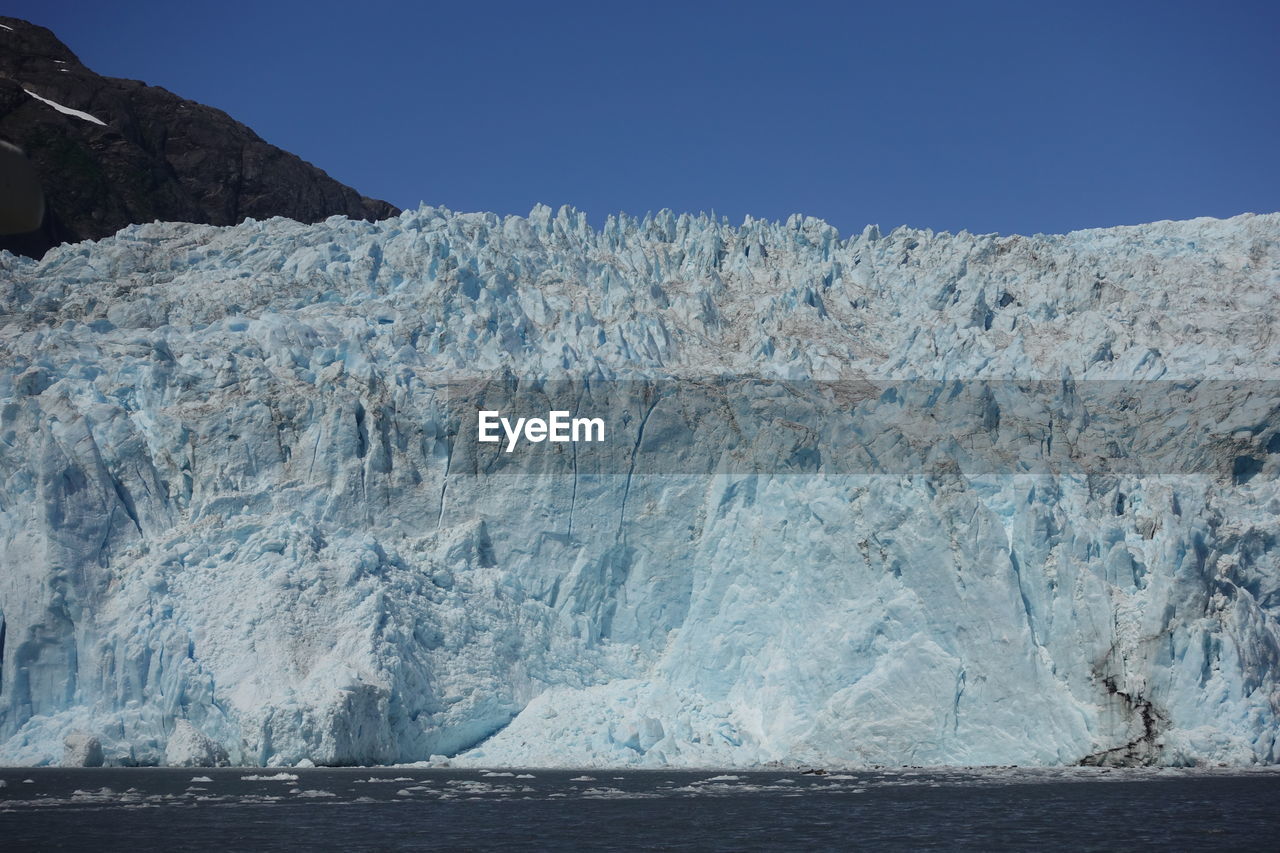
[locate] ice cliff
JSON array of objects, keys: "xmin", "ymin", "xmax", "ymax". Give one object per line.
[{"xmin": 0, "ymin": 205, "xmax": 1277, "ymax": 767}]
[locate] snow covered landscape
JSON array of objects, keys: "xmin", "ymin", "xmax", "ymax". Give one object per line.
[{"xmin": 0, "ymin": 207, "xmax": 1276, "ymax": 768}]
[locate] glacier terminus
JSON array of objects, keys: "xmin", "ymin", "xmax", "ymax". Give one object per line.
[{"xmin": 0, "ymin": 206, "xmax": 1277, "ymax": 769}]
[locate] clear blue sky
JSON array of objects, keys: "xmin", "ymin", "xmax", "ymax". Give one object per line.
[{"xmin": 14, "ymin": 0, "xmax": 1280, "ymax": 236}]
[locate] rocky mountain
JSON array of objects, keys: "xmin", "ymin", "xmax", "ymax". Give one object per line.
[{"xmin": 0, "ymin": 16, "xmax": 398, "ymax": 259}]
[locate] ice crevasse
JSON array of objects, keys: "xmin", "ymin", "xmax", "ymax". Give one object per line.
[{"xmin": 0, "ymin": 205, "xmax": 1277, "ymax": 767}]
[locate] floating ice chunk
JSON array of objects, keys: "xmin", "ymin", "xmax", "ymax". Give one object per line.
[{"xmin": 241, "ymin": 773, "xmax": 299, "ymax": 782}]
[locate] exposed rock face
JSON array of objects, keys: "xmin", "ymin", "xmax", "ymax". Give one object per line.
[{"xmin": 0, "ymin": 16, "xmax": 399, "ymax": 259}]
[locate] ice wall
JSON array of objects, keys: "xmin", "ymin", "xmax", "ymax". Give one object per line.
[{"xmin": 0, "ymin": 206, "xmax": 1276, "ymax": 766}]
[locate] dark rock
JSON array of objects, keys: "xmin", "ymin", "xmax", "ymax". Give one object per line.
[
  {"xmin": 0, "ymin": 16, "xmax": 399, "ymax": 259},
  {"xmin": 1077, "ymin": 676, "xmax": 1167, "ymax": 767}
]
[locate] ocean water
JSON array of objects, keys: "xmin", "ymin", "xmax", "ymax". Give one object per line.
[{"xmin": 1, "ymin": 767, "xmax": 1277, "ymax": 851}]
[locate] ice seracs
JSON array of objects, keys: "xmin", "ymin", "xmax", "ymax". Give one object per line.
[
  {"xmin": 0, "ymin": 206, "xmax": 1277, "ymax": 768},
  {"xmin": 62, "ymin": 734, "xmax": 104, "ymax": 768},
  {"xmin": 164, "ymin": 720, "xmax": 231, "ymax": 767}
]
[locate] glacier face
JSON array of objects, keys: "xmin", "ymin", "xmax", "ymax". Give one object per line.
[{"xmin": 0, "ymin": 205, "xmax": 1277, "ymax": 767}]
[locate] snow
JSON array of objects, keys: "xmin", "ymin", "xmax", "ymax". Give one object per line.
[
  {"xmin": 0, "ymin": 206, "xmax": 1277, "ymax": 769},
  {"xmin": 0, "ymin": 24, "xmax": 13, "ymax": 32},
  {"xmin": 22, "ymin": 88, "xmax": 106, "ymax": 125}
]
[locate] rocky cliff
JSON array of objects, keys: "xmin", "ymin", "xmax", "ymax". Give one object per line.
[{"xmin": 0, "ymin": 16, "xmax": 398, "ymax": 259}]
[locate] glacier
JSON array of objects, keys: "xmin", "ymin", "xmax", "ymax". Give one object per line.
[{"xmin": 0, "ymin": 205, "xmax": 1277, "ymax": 767}]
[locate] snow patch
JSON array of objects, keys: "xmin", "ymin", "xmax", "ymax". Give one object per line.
[{"xmin": 23, "ymin": 88, "xmax": 106, "ymax": 125}]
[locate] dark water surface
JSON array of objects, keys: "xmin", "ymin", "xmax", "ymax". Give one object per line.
[{"xmin": 1, "ymin": 766, "xmax": 1277, "ymax": 851}]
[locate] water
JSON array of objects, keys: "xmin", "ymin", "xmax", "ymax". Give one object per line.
[{"xmin": 1, "ymin": 766, "xmax": 1277, "ymax": 851}]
